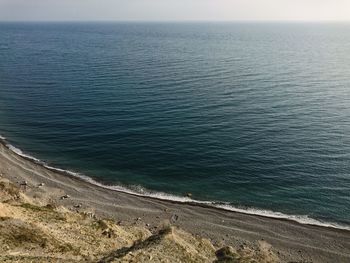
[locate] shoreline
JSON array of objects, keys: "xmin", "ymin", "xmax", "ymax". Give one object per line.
[
  {"xmin": 1, "ymin": 135, "xmax": 349, "ymax": 231},
  {"xmin": 1, "ymin": 136, "xmax": 350, "ymax": 262}
]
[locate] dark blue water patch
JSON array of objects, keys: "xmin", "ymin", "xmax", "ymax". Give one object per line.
[{"xmin": 0, "ymin": 22, "xmax": 350, "ymax": 225}]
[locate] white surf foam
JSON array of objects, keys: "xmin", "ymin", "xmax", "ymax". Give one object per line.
[
  {"xmin": 7, "ymin": 144, "xmax": 42, "ymax": 163},
  {"xmin": 214, "ymin": 204, "xmax": 350, "ymax": 230},
  {"xmin": 2, "ymin": 135, "xmax": 350, "ymax": 231}
]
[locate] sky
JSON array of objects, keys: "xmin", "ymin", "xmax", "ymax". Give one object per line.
[{"xmin": 0, "ymin": 0, "xmax": 349, "ymax": 22}]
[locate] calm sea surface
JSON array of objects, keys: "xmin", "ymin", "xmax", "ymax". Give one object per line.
[{"xmin": 0, "ymin": 22, "xmax": 350, "ymax": 226}]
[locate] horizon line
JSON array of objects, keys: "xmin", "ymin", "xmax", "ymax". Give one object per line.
[{"xmin": 0, "ymin": 19, "xmax": 350, "ymax": 23}]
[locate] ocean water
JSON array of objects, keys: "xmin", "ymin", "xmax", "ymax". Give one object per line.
[{"xmin": 0, "ymin": 22, "xmax": 350, "ymax": 228}]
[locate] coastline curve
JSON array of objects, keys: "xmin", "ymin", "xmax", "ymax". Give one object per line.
[{"xmin": 1, "ymin": 134, "xmax": 349, "ymax": 232}]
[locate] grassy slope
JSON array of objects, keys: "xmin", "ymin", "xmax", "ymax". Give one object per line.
[{"xmin": 0, "ymin": 178, "xmax": 279, "ymax": 263}]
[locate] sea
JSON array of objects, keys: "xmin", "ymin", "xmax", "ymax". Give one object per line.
[{"xmin": 0, "ymin": 22, "xmax": 349, "ymax": 229}]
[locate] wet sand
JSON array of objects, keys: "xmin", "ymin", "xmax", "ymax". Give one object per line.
[{"xmin": 0, "ymin": 141, "xmax": 349, "ymax": 262}]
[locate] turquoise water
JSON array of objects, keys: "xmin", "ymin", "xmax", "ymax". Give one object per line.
[{"xmin": 0, "ymin": 22, "xmax": 350, "ymax": 227}]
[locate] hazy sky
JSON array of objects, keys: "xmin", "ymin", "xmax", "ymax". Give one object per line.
[{"xmin": 0, "ymin": 0, "xmax": 349, "ymax": 22}]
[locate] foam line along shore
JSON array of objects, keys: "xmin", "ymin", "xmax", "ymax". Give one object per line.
[{"xmin": 1, "ymin": 134, "xmax": 349, "ymax": 232}]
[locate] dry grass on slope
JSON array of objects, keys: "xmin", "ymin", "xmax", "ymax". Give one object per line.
[{"xmin": 0, "ymin": 178, "xmax": 279, "ymax": 263}]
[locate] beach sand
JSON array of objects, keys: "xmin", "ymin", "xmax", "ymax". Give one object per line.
[{"xmin": 0, "ymin": 141, "xmax": 349, "ymax": 262}]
